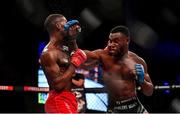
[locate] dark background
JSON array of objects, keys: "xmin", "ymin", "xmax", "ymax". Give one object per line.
[{"xmin": 0, "ymin": 0, "xmax": 180, "ymax": 112}]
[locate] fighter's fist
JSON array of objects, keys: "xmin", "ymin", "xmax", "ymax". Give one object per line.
[
  {"xmin": 71, "ymin": 49, "xmax": 87, "ymax": 67},
  {"xmin": 64, "ymin": 20, "xmax": 79, "ymax": 31},
  {"xmin": 64, "ymin": 20, "xmax": 81, "ymax": 39},
  {"xmin": 135, "ymin": 64, "xmax": 144, "ymax": 84}
]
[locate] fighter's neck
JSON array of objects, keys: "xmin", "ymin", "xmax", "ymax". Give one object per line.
[
  {"xmin": 49, "ymin": 37, "xmax": 63, "ymax": 48},
  {"xmin": 114, "ymin": 50, "xmax": 129, "ymax": 60}
]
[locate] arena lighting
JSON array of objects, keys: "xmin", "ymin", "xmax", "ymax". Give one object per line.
[
  {"xmin": 15, "ymin": 0, "xmax": 48, "ymax": 28},
  {"xmin": 38, "ymin": 41, "xmax": 46, "ymax": 57},
  {"xmin": 176, "ymin": 75, "xmax": 180, "ymax": 84},
  {"xmin": 163, "ymin": 81, "xmax": 170, "ymax": 94},
  {"xmin": 130, "ymin": 21, "xmax": 158, "ymax": 49},
  {"xmin": 0, "ymin": 86, "xmax": 13, "ymax": 91},
  {"xmin": 80, "ymin": 8, "xmax": 102, "ymax": 30},
  {"xmin": 161, "ymin": 8, "xmax": 179, "ymax": 25},
  {"xmin": 98, "ymin": 0, "xmax": 123, "ymax": 22},
  {"xmin": 163, "ymin": 81, "xmax": 169, "ymax": 86},
  {"xmin": 155, "ymin": 42, "xmax": 180, "ymax": 58},
  {"xmin": 0, "ymin": 85, "xmax": 179, "ymax": 92}
]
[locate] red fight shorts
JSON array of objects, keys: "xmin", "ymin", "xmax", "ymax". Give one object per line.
[{"xmin": 45, "ymin": 90, "xmax": 77, "ymax": 113}]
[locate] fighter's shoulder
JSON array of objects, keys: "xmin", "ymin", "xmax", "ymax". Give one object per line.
[
  {"xmin": 40, "ymin": 48, "xmax": 58, "ymax": 63},
  {"xmin": 128, "ymin": 51, "xmax": 138, "ymax": 57},
  {"xmin": 128, "ymin": 51, "xmax": 146, "ymax": 64}
]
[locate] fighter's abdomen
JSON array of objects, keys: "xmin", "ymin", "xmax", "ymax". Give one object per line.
[{"xmin": 104, "ymin": 77, "xmax": 136, "ymax": 100}]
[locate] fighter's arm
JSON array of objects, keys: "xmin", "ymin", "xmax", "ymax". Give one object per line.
[
  {"xmin": 137, "ymin": 57, "xmax": 154, "ymax": 96},
  {"xmin": 40, "ymin": 52, "xmax": 76, "ymax": 91},
  {"xmin": 72, "ymin": 74, "xmax": 85, "ymax": 87},
  {"xmin": 72, "ymin": 79, "xmax": 84, "ymax": 87},
  {"xmin": 80, "ymin": 49, "xmax": 102, "ymax": 70}
]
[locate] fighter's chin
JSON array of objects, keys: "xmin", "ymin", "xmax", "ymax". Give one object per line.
[
  {"xmin": 109, "ymin": 51, "xmax": 117, "ymax": 56},
  {"xmin": 109, "ymin": 50, "xmax": 123, "ymax": 57}
]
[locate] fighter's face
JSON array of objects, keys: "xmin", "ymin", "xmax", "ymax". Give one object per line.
[{"xmin": 107, "ymin": 32, "xmax": 129, "ymax": 56}]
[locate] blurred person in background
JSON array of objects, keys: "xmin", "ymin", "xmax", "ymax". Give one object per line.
[{"xmin": 72, "ymin": 73, "xmax": 86, "ymax": 113}]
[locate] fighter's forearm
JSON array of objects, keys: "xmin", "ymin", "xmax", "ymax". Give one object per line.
[
  {"xmin": 53, "ymin": 65, "xmax": 76, "ymax": 90},
  {"xmin": 72, "ymin": 79, "xmax": 84, "ymax": 87},
  {"xmin": 80, "ymin": 58, "xmax": 99, "ymax": 70},
  {"xmin": 78, "ymin": 49, "xmax": 100, "ymax": 70}
]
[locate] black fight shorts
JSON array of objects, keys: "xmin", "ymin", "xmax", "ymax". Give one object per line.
[{"xmin": 107, "ymin": 97, "xmax": 148, "ymax": 113}]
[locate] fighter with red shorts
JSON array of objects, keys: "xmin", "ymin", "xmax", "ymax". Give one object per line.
[{"xmin": 39, "ymin": 14, "xmax": 87, "ymax": 113}]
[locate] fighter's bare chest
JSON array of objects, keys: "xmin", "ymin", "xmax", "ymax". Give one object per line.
[
  {"xmin": 101, "ymin": 55, "xmax": 136, "ymax": 78},
  {"xmin": 56, "ymin": 50, "xmax": 70, "ymax": 67}
]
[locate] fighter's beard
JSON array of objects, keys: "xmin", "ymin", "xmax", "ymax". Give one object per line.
[{"xmin": 112, "ymin": 47, "xmax": 128, "ymax": 59}]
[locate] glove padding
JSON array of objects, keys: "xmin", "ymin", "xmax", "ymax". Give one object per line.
[
  {"xmin": 71, "ymin": 49, "xmax": 87, "ymax": 67},
  {"xmin": 64, "ymin": 20, "xmax": 81, "ymax": 41},
  {"xmin": 135, "ymin": 64, "xmax": 144, "ymax": 84},
  {"xmin": 64, "ymin": 20, "xmax": 80, "ymax": 31}
]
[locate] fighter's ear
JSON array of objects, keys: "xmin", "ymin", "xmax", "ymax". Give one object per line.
[
  {"xmin": 55, "ymin": 23, "xmax": 61, "ymax": 29},
  {"xmin": 126, "ymin": 37, "xmax": 130, "ymax": 44}
]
